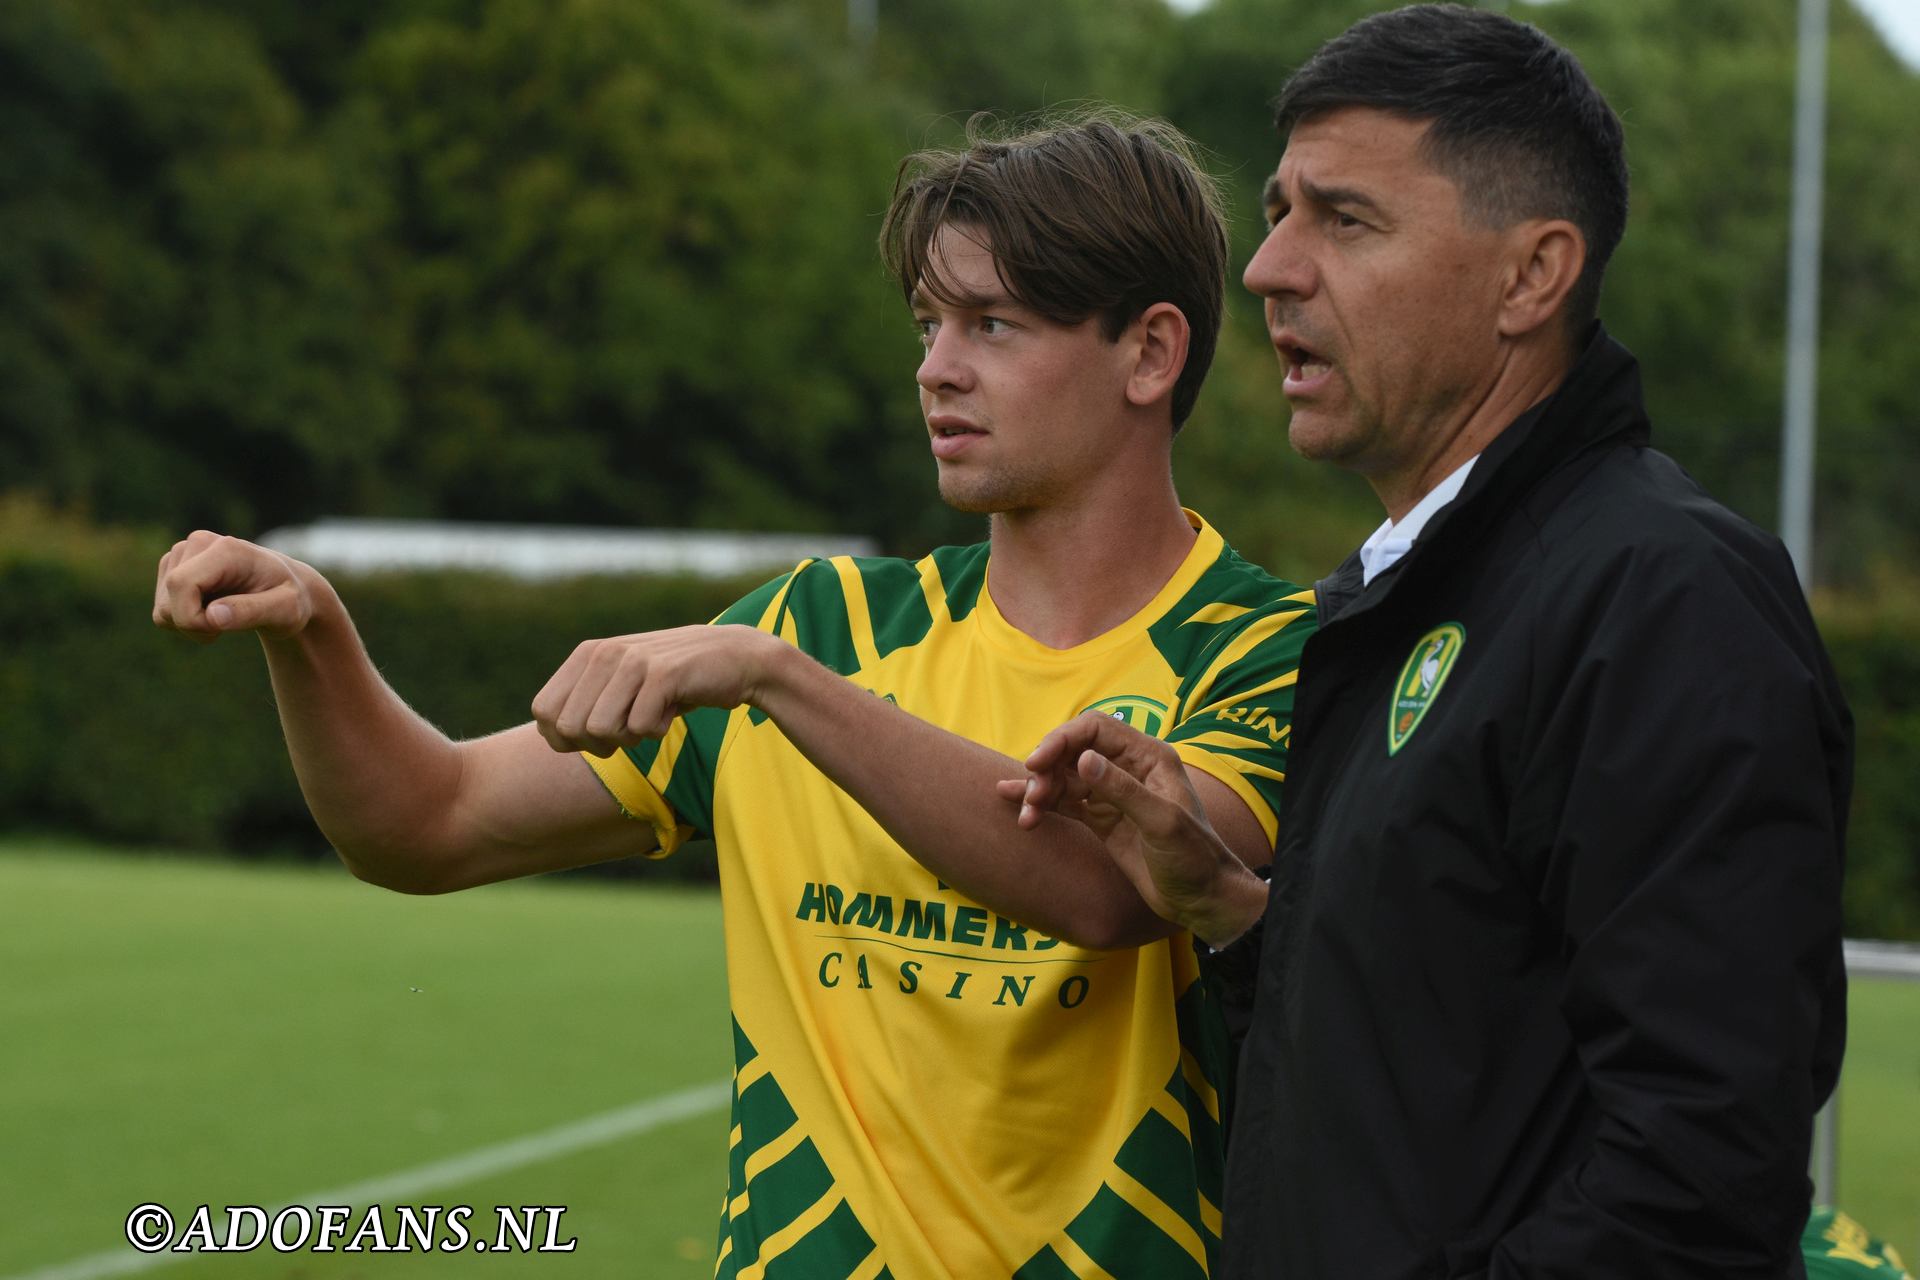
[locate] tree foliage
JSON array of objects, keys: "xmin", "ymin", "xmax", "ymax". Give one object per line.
[
  {"xmin": 3, "ymin": 1, "xmax": 1918, "ymax": 922},
  {"xmin": 1538, "ymin": 0, "xmax": 1920, "ymax": 580},
  {"xmin": 0, "ymin": 2, "xmax": 401, "ymax": 533},
  {"xmin": 0, "ymin": 0, "xmax": 1915, "ymax": 578},
  {"xmin": 349, "ymin": 0, "xmax": 948, "ymax": 542}
]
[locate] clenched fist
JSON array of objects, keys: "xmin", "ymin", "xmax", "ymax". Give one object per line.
[
  {"xmin": 530, "ymin": 624, "xmax": 791, "ymax": 758},
  {"xmin": 152, "ymin": 531, "xmax": 320, "ymax": 643}
]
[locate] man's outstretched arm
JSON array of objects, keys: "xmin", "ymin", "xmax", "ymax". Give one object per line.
[
  {"xmin": 153, "ymin": 531, "xmax": 641, "ymax": 892},
  {"xmin": 529, "ymin": 625, "xmax": 1273, "ymax": 949}
]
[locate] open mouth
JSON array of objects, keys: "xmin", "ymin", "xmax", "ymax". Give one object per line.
[
  {"xmin": 1278, "ymin": 339, "xmax": 1332, "ymax": 383},
  {"xmin": 928, "ymin": 417, "xmax": 985, "ymax": 458},
  {"xmin": 927, "ymin": 412, "xmax": 984, "ymax": 440}
]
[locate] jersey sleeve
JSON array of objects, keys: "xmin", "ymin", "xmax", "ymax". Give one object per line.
[
  {"xmin": 581, "ymin": 562, "xmax": 813, "ymax": 855},
  {"xmin": 1165, "ymin": 596, "xmax": 1316, "ymax": 847}
]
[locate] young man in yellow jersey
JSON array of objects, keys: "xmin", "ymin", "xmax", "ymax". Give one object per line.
[{"xmin": 153, "ymin": 114, "xmax": 1313, "ymax": 1278}]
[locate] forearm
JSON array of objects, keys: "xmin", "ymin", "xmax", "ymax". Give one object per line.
[
  {"xmin": 257, "ymin": 571, "xmax": 468, "ymax": 889},
  {"xmin": 1177, "ymin": 867, "xmax": 1267, "ymax": 948},
  {"xmin": 752, "ymin": 645, "xmax": 1173, "ymax": 948}
]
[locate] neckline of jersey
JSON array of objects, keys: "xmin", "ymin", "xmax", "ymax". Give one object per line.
[{"xmin": 971, "ymin": 509, "xmax": 1222, "ymax": 663}]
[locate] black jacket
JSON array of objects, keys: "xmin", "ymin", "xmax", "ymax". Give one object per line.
[{"xmin": 1215, "ymin": 329, "xmax": 1851, "ymax": 1279}]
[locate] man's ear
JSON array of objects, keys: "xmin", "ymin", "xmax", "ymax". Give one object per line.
[
  {"xmin": 1497, "ymin": 219, "xmax": 1585, "ymax": 340},
  {"xmin": 1124, "ymin": 302, "xmax": 1191, "ymax": 411}
]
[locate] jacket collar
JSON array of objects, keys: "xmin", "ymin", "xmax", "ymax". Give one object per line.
[{"xmin": 1316, "ymin": 324, "xmax": 1651, "ymax": 626}]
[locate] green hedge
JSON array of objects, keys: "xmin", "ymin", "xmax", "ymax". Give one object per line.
[
  {"xmin": 3, "ymin": 526, "xmax": 1917, "ymax": 933},
  {"xmin": 1816, "ymin": 593, "xmax": 1920, "ymax": 940},
  {"xmin": 0, "ymin": 536, "xmax": 752, "ymax": 881}
]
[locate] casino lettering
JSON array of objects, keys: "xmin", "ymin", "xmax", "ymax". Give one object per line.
[{"xmin": 795, "ymin": 881, "xmax": 1095, "ymax": 1010}]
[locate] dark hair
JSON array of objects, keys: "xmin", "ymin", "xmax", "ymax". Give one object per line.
[
  {"xmin": 1274, "ymin": 3, "xmax": 1628, "ymax": 329},
  {"xmin": 880, "ymin": 110, "xmax": 1228, "ymax": 431}
]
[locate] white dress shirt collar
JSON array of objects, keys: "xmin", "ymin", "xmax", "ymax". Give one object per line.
[{"xmin": 1358, "ymin": 455, "xmax": 1481, "ymax": 586}]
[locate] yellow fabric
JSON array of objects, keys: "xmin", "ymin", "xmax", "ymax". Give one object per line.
[
  {"xmin": 586, "ymin": 514, "xmax": 1312, "ymax": 1278},
  {"xmin": 580, "ymin": 748, "xmax": 689, "ymax": 856}
]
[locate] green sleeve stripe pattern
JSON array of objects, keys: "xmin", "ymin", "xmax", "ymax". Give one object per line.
[
  {"xmin": 1115, "ymin": 1099, "xmax": 1220, "ymax": 1271},
  {"xmin": 775, "ymin": 558, "xmax": 861, "ymax": 675},
  {"xmin": 1145, "ymin": 542, "xmax": 1307, "ymax": 677},
  {"xmin": 730, "ymin": 1072, "xmax": 798, "ymax": 1191},
  {"xmin": 734, "ymin": 1141, "xmax": 835, "ymax": 1254},
  {"xmin": 1166, "ymin": 1069, "xmax": 1226, "ymax": 1232},
  {"xmin": 1012, "ymin": 1248, "xmax": 1083, "ymax": 1280},
  {"xmin": 718, "ymin": 1021, "xmax": 879, "ymax": 1280},
  {"xmin": 1173, "ymin": 978, "xmax": 1230, "ymax": 1210},
  {"xmin": 927, "ymin": 542, "xmax": 989, "ymax": 623},
  {"xmin": 1164, "ymin": 613, "xmax": 1308, "ymax": 754},
  {"xmin": 747, "ymin": 557, "xmax": 933, "ymax": 734},
  {"xmin": 615, "ymin": 568, "xmax": 796, "ymax": 823},
  {"xmin": 850, "ymin": 556, "xmax": 936, "ymax": 659},
  {"xmin": 732, "ymin": 1015, "xmax": 758, "ymax": 1069},
  {"xmin": 1014, "ymin": 1012, "xmax": 1228, "ymax": 1278},
  {"xmin": 1175, "ymin": 968, "xmax": 1234, "ymax": 1116},
  {"xmin": 757, "ymin": 1199, "xmax": 881, "ymax": 1279},
  {"xmin": 1155, "ymin": 546, "xmax": 1314, "ymax": 835},
  {"xmin": 747, "ymin": 557, "xmax": 862, "ymax": 728},
  {"xmin": 1065, "ymin": 1185, "xmax": 1208, "ymax": 1280},
  {"xmin": 619, "ymin": 736, "xmax": 666, "ymax": 781},
  {"xmin": 654, "ymin": 705, "xmax": 725, "ymax": 835},
  {"xmin": 719, "ymin": 569, "xmax": 802, "ymax": 627}
]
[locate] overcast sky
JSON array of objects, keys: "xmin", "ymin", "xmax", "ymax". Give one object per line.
[
  {"xmin": 1853, "ymin": 0, "xmax": 1920, "ymax": 67},
  {"xmin": 1518, "ymin": 0, "xmax": 1920, "ymax": 68}
]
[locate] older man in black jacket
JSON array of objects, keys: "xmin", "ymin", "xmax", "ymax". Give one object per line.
[{"xmin": 1011, "ymin": 6, "xmax": 1851, "ymax": 1278}]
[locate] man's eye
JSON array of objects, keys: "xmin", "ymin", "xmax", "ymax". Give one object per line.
[
  {"xmin": 913, "ymin": 318, "xmax": 936, "ymax": 343},
  {"xmin": 981, "ymin": 316, "xmax": 1011, "ymax": 335},
  {"xmin": 1333, "ymin": 212, "xmax": 1365, "ymax": 230}
]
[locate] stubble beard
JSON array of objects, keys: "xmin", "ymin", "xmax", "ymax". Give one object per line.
[
  {"xmin": 936, "ymin": 462, "xmax": 1058, "ymax": 516},
  {"xmin": 1285, "ymin": 398, "xmax": 1372, "ymax": 468}
]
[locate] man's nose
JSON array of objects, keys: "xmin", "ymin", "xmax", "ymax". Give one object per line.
[{"xmin": 1242, "ymin": 217, "xmax": 1315, "ymax": 302}]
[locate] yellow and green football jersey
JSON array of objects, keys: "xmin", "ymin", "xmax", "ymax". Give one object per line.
[
  {"xmin": 1803, "ymin": 1208, "xmax": 1912, "ymax": 1279},
  {"xmin": 585, "ymin": 513, "xmax": 1313, "ymax": 1280}
]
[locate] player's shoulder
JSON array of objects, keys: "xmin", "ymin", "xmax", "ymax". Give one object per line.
[
  {"xmin": 915, "ymin": 540, "xmax": 992, "ymax": 621},
  {"xmin": 1178, "ymin": 534, "xmax": 1316, "ymax": 635},
  {"xmin": 734, "ymin": 542, "xmax": 995, "ymax": 665},
  {"xmin": 1149, "ymin": 531, "xmax": 1317, "ymax": 681},
  {"xmin": 1204, "ymin": 537, "xmax": 1314, "ymax": 612},
  {"xmin": 730, "ymin": 550, "xmax": 945, "ymax": 610}
]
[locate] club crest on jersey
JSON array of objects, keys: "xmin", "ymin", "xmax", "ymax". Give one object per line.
[
  {"xmin": 1081, "ymin": 694, "xmax": 1168, "ymax": 737},
  {"xmin": 1387, "ymin": 622, "xmax": 1465, "ymax": 756}
]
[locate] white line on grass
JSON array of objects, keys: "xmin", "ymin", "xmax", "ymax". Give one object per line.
[{"xmin": 7, "ymin": 1078, "xmax": 731, "ymax": 1280}]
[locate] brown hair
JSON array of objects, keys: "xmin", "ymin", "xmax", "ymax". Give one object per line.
[{"xmin": 880, "ymin": 109, "xmax": 1228, "ymax": 431}]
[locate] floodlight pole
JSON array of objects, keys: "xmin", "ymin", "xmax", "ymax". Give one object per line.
[
  {"xmin": 1779, "ymin": 0, "xmax": 1828, "ymax": 593},
  {"xmin": 1784, "ymin": 0, "xmax": 1837, "ymax": 1206},
  {"xmin": 848, "ymin": 0, "xmax": 878, "ymax": 50}
]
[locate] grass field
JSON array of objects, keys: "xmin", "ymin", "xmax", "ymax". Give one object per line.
[
  {"xmin": 2, "ymin": 840, "xmax": 1916, "ymax": 1278},
  {"xmin": 0, "ymin": 841, "xmax": 730, "ymax": 1279}
]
